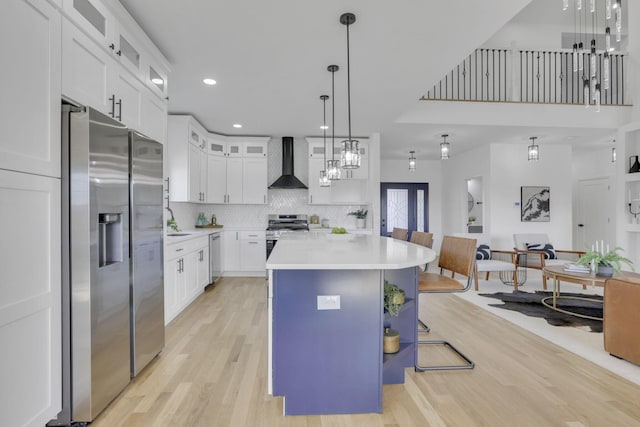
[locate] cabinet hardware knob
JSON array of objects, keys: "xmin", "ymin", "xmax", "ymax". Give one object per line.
[
  {"xmin": 116, "ymin": 50, "xmax": 122, "ymax": 56},
  {"xmin": 109, "ymin": 43, "xmax": 115, "ymax": 50}
]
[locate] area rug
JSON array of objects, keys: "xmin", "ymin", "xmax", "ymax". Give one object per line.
[{"xmin": 479, "ymin": 291, "xmax": 603, "ymax": 333}]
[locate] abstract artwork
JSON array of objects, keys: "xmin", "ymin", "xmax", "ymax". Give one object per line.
[{"xmin": 521, "ymin": 186, "xmax": 550, "ymax": 222}]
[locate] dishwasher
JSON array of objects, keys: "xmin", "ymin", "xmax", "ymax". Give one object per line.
[{"xmin": 209, "ymin": 232, "xmax": 222, "ymax": 283}]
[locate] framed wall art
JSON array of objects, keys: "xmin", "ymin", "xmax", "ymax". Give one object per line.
[{"xmin": 521, "ymin": 186, "xmax": 550, "ymax": 222}]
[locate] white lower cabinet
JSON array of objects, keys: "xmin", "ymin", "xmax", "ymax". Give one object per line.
[
  {"xmin": 223, "ymin": 230, "xmax": 266, "ymax": 276},
  {"xmin": 0, "ymin": 170, "xmax": 61, "ymax": 427},
  {"xmin": 164, "ymin": 235, "xmax": 209, "ymax": 324}
]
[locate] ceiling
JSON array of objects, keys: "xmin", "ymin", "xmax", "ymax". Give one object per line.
[{"xmin": 119, "ymin": 0, "xmax": 622, "ymax": 160}]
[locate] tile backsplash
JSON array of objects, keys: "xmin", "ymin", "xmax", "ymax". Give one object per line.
[{"xmin": 168, "ymin": 190, "xmax": 369, "ymax": 230}]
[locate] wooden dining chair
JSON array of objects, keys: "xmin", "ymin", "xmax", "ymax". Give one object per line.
[
  {"xmin": 391, "ymin": 227, "xmax": 409, "ymax": 241},
  {"xmin": 409, "ymin": 231, "xmax": 433, "ymax": 249},
  {"xmin": 416, "ymin": 235, "xmax": 477, "ymax": 371}
]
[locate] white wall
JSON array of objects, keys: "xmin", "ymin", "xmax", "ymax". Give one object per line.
[{"xmin": 489, "ymin": 143, "xmax": 573, "ymax": 250}]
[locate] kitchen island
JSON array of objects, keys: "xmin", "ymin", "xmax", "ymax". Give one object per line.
[{"xmin": 266, "ymin": 233, "xmax": 435, "ymax": 415}]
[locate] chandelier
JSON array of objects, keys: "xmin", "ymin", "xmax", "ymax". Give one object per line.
[
  {"xmin": 440, "ymin": 134, "xmax": 450, "ymax": 160},
  {"xmin": 528, "ymin": 136, "xmax": 539, "ymax": 161},
  {"xmin": 409, "ymin": 151, "xmax": 416, "ymax": 172},
  {"xmin": 565, "ymin": 0, "xmax": 623, "ymax": 112}
]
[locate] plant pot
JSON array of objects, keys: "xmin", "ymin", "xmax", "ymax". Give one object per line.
[
  {"xmin": 356, "ymin": 218, "xmax": 366, "ymax": 228},
  {"xmin": 383, "ymin": 328, "xmax": 400, "ymax": 354},
  {"xmin": 597, "ymin": 263, "xmax": 614, "ymax": 277}
]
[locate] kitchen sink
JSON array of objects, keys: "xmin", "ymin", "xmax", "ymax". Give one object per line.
[{"xmin": 168, "ymin": 233, "xmax": 191, "ymax": 236}]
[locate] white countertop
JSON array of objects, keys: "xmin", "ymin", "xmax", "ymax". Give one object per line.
[{"xmin": 266, "ymin": 233, "xmax": 435, "ymax": 270}]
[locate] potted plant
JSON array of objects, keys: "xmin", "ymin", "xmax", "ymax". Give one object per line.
[
  {"xmin": 576, "ymin": 246, "xmax": 634, "ymax": 277},
  {"xmin": 384, "ymin": 281, "xmax": 405, "ymax": 317},
  {"xmin": 348, "ymin": 208, "xmax": 368, "ymax": 228}
]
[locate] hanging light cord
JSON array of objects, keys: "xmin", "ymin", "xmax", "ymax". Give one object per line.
[
  {"xmin": 346, "ymin": 19, "xmax": 352, "ymax": 141},
  {"xmin": 331, "ymin": 67, "xmax": 336, "ymax": 161},
  {"xmin": 322, "ymin": 96, "xmax": 327, "ymax": 166}
]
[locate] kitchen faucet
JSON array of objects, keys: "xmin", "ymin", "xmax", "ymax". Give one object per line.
[{"xmin": 166, "ymin": 206, "xmax": 175, "ymax": 221}]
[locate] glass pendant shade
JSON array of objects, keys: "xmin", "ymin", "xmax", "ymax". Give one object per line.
[
  {"xmin": 563, "ymin": 0, "xmax": 569, "ymax": 10},
  {"xmin": 440, "ymin": 134, "xmax": 450, "ymax": 160},
  {"xmin": 341, "ymin": 139, "xmax": 360, "ymax": 169},
  {"xmin": 408, "ymin": 151, "xmax": 416, "ymax": 172},
  {"xmin": 590, "ymin": 45, "xmax": 596, "ymax": 78},
  {"xmin": 584, "ymin": 79, "xmax": 590, "ymax": 107},
  {"xmin": 605, "ymin": 27, "xmax": 612, "ymax": 51},
  {"xmin": 616, "ymin": 25, "xmax": 622, "ymax": 42},
  {"xmin": 319, "ymin": 170, "xmax": 331, "ymax": 187},
  {"xmin": 606, "ymin": 0, "xmax": 612, "ymax": 19},
  {"xmin": 572, "ymin": 43, "xmax": 579, "ymax": 72},
  {"xmin": 590, "ymin": 0, "xmax": 596, "ymax": 13},
  {"xmin": 576, "ymin": 0, "xmax": 583, "ymax": 11},
  {"xmin": 326, "ymin": 160, "xmax": 341, "ymax": 180},
  {"xmin": 528, "ymin": 137, "xmax": 539, "ymax": 161},
  {"xmin": 595, "ymin": 83, "xmax": 601, "ymax": 112},
  {"xmin": 591, "ymin": 76, "xmax": 597, "ymax": 101},
  {"xmin": 612, "ymin": 145, "xmax": 617, "ymax": 163}
]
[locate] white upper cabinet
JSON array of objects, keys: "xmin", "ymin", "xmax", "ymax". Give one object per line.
[
  {"xmin": 61, "ymin": 0, "xmax": 169, "ymax": 142},
  {"xmin": 0, "ymin": 0, "xmax": 61, "ymax": 177},
  {"xmin": 168, "ymin": 115, "xmax": 208, "ymax": 203},
  {"xmin": 206, "ymin": 136, "xmax": 268, "ymax": 204}
]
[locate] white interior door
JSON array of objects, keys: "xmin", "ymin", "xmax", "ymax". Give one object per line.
[{"xmin": 575, "ymin": 178, "xmax": 611, "ymax": 250}]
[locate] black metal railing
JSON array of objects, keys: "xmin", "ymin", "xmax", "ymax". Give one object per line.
[{"xmin": 422, "ymin": 48, "xmax": 626, "ymax": 106}]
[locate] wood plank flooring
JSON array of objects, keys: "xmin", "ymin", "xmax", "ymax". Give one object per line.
[{"xmin": 92, "ymin": 277, "xmax": 640, "ymax": 426}]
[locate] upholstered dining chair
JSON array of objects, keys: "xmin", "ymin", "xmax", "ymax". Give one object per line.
[
  {"xmin": 513, "ymin": 233, "xmax": 584, "ymax": 290},
  {"xmin": 391, "ymin": 227, "xmax": 409, "ymax": 241},
  {"xmin": 454, "ymin": 233, "xmax": 519, "ymax": 291},
  {"xmin": 416, "ymin": 235, "xmax": 477, "ymax": 371}
]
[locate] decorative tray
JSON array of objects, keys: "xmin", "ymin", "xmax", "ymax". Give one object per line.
[{"xmin": 195, "ymin": 224, "xmax": 224, "ymax": 228}]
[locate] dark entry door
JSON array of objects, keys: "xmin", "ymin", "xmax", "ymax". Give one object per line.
[{"xmin": 380, "ymin": 183, "xmax": 429, "ymax": 237}]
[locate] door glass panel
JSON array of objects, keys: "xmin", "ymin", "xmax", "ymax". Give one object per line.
[
  {"xmin": 120, "ymin": 35, "xmax": 140, "ymax": 69},
  {"xmin": 387, "ymin": 189, "xmax": 408, "ymax": 230},
  {"xmin": 416, "ymin": 189, "xmax": 424, "ymax": 231},
  {"xmin": 74, "ymin": 0, "xmax": 106, "ymax": 36}
]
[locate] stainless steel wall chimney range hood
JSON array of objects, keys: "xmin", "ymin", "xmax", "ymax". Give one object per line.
[{"xmin": 269, "ymin": 137, "xmax": 307, "ymax": 189}]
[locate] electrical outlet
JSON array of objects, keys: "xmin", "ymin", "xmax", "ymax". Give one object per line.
[{"xmin": 317, "ymin": 295, "xmax": 340, "ymax": 310}]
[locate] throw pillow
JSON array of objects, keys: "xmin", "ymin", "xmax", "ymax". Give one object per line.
[
  {"xmin": 526, "ymin": 243, "xmax": 557, "ymax": 259},
  {"xmin": 476, "ymin": 244, "xmax": 491, "ymax": 260}
]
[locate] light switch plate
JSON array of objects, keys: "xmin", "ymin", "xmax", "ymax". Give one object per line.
[{"xmin": 317, "ymin": 295, "xmax": 340, "ymax": 310}]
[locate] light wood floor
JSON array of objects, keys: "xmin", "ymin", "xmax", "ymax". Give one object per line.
[{"xmin": 93, "ymin": 277, "xmax": 640, "ymax": 427}]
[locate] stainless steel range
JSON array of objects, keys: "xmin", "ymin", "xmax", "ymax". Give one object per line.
[{"xmin": 266, "ymin": 214, "xmax": 309, "ymax": 258}]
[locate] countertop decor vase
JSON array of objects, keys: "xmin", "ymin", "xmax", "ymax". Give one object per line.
[{"xmin": 629, "ymin": 156, "xmax": 640, "ymax": 173}]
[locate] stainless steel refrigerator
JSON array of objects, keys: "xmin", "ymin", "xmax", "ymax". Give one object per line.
[
  {"xmin": 129, "ymin": 130, "xmax": 165, "ymax": 377},
  {"xmin": 53, "ymin": 106, "xmax": 164, "ymax": 425}
]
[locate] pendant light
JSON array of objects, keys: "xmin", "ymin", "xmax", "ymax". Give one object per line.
[
  {"xmin": 408, "ymin": 151, "xmax": 416, "ymax": 172},
  {"xmin": 319, "ymin": 95, "xmax": 331, "ymax": 187},
  {"xmin": 326, "ymin": 65, "xmax": 341, "ymax": 180},
  {"xmin": 440, "ymin": 134, "xmax": 450, "ymax": 160},
  {"xmin": 528, "ymin": 136, "xmax": 539, "ymax": 161},
  {"xmin": 612, "ymin": 140, "xmax": 617, "ymax": 163},
  {"xmin": 339, "ymin": 13, "xmax": 360, "ymax": 170}
]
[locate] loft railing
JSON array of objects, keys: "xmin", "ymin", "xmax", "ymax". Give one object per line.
[{"xmin": 422, "ymin": 48, "xmax": 627, "ymax": 106}]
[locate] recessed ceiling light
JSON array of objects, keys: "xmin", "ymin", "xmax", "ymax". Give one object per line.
[
  {"xmin": 233, "ymin": 123, "xmax": 242, "ymax": 128},
  {"xmin": 203, "ymin": 78, "xmax": 217, "ymax": 85},
  {"xmin": 151, "ymin": 77, "xmax": 164, "ymax": 85},
  {"xmin": 320, "ymin": 125, "xmax": 328, "ymax": 130}
]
